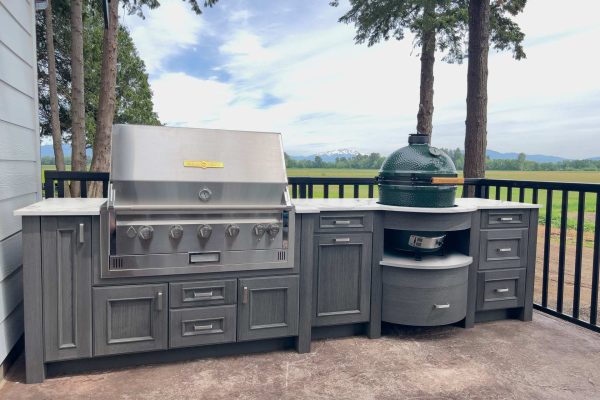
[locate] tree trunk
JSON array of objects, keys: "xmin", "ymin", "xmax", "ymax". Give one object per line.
[
  {"xmin": 89, "ymin": 0, "xmax": 119, "ymax": 198},
  {"xmin": 45, "ymin": 0, "xmax": 71, "ymax": 197},
  {"xmin": 464, "ymin": 0, "xmax": 490, "ymax": 196},
  {"xmin": 69, "ymin": 0, "xmax": 86, "ymax": 197},
  {"xmin": 416, "ymin": 4, "xmax": 436, "ymax": 142}
]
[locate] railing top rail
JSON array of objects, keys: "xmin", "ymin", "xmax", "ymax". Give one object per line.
[{"xmin": 474, "ymin": 178, "xmax": 600, "ymax": 192}]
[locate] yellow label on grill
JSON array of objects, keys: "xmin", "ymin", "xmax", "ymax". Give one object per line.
[{"xmin": 183, "ymin": 160, "xmax": 224, "ymax": 169}]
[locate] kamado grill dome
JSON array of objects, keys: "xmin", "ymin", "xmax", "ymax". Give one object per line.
[{"xmin": 378, "ymin": 133, "xmax": 463, "ymax": 208}]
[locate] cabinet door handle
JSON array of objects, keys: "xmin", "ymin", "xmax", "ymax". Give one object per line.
[
  {"xmin": 499, "ymin": 217, "xmax": 514, "ymax": 221},
  {"xmin": 495, "ymin": 288, "xmax": 510, "ymax": 293},
  {"xmin": 193, "ymin": 324, "xmax": 213, "ymax": 331},
  {"xmin": 193, "ymin": 291, "xmax": 213, "ymax": 298},
  {"xmin": 334, "ymin": 237, "xmax": 351, "ymax": 243},
  {"xmin": 242, "ymin": 286, "xmax": 249, "ymax": 304},
  {"xmin": 334, "ymin": 220, "xmax": 351, "ymax": 225},
  {"xmin": 497, "ymin": 248, "xmax": 512, "ymax": 253},
  {"xmin": 156, "ymin": 291, "xmax": 163, "ymax": 311},
  {"xmin": 79, "ymin": 223, "xmax": 85, "ymax": 244},
  {"xmin": 434, "ymin": 304, "xmax": 450, "ymax": 309}
]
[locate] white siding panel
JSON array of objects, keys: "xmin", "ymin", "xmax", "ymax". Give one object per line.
[
  {"xmin": 1, "ymin": 0, "xmax": 33, "ymax": 35},
  {"xmin": 0, "ymin": 3, "xmax": 33, "ymax": 65},
  {"xmin": 0, "ymin": 232, "xmax": 21, "ymax": 282},
  {"xmin": 0, "ymin": 193, "xmax": 37, "ymax": 241},
  {"xmin": 0, "ymin": 303, "xmax": 23, "ymax": 361},
  {"xmin": 0, "ymin": 268, "xmax": 22, "ymax": 323},
  {"xmin": 0, "ymin": 81, "xmax": 36, "ymax": 129},
  {"xmin": 0, "ymin": 160, "xmax": 38, "ymax": 201},
  {"xmin": 0, "ymin": 121, "xmax": 37, "ymax": 161},
  {"xmin": 0, "ymin": 42, "xmax": 35, "ymax": 97}
]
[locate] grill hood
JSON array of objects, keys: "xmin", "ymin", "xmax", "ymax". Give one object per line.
[{"xmin": 109, "ymin": 125, "xmax": 290, "ymax": 209}]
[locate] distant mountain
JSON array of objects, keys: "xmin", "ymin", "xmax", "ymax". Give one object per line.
[
  {"xmin": 486, "ymin": 150, "xmax": 568, "ymax": 163},
  {"xmin": 587, "ymin": 157, "xmax": 600, "ymax": 161},
  {"xmin": 291, "ymin": 148, "xmax": 362, "ymax": 163},
  {"xmin": 40, "ymin": 144, "xmax": 93, "ymax": 158}
]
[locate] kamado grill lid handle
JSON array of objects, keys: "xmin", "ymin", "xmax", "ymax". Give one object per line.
[{"xmin": 408, "ymin": 133, "xmax": 430, "ymax": 145}]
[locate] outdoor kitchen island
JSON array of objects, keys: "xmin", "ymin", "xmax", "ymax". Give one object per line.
[{"xmin": 16, "ymin": 196, "xmax": 539, "ymax": 383}]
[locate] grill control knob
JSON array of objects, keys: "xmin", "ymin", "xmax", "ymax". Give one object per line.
[
  {"xmin": 169, "ymin": 225, "xmax": 184, "ymax": 240},
  {"xmin": 225, "ymin": 224, "xmax": 240, "ymax": 238},
  {"xmin": 197, "ymin": 224, "xmax": 213, "ymax": 239},
  {"xmin": 126, "ymin": 226, "xmax": 137, "ymax": 238},
  {"xmin": 253, "ymin": 224, "xmax": 267, "ymax": 237},
  {"xmin": 138, "ymin": 225, "xmax": 154, "ymax": 241},
  {"xmin": 267, "ymin": 224, "xmax": 281, "ymax": 238}
]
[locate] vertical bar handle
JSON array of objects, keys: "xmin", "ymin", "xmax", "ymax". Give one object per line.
[
  {"xmin": 79, "ymin": 223, "xmax": 85, "ymax": 244},
  {"xmin": 156, "ymin": 291, "xmax": 163, "ymax": 311},
  {"xmin": 242, "ymin": 286, "xmax": 249, "ymax": 304}
]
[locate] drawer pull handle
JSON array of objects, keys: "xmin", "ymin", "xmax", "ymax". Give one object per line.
[
  {"xmin": 499, "ymin": 217, "xmax": 514, "ymax": 221},
  {"xmin": 156, "ymin": 291, "xmax": 163, "ymax": 311},
  {"xmin": 434, "ymin": 304, "xmax": 450, "ymax": 309},
  {"xmin": 498, "ymin": 248, "xmax": 512, "ymax": 253},
  {"xmin": 79, "ymin": 223, "xmax": 85, "ymax": 244},
  {"xmin": 242, "ymin": 286, "xmax": 249, "ymax": 304},
  {"xmin": 193, "ymin": 324, "xmax": 213, "ymax": 331},
  {"xmin": 335, "ymin": 237, "xmax": 351, "ymax": 243},
  {"xmin": 334, "ymin": 220, "xmax": 352, "ymax": 225},
  {"xmin": 193, "ymin": 291, "xmax": 213, "ymax": 298},
  {"xmin": 495, "ymin": 288, "xmax": 510, "ymax": 293}
]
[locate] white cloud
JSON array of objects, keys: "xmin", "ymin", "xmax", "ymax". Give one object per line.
[
  {"xmin": 140, "ymin": 0, "xmax": 600, "ymax": 159},
  {"xmin": 123, "ymin": 2, "xmax": 204, "ymax": 75}
]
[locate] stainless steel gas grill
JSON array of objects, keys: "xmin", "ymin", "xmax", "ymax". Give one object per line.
[{"xmin": 99, "ymin": 125, "xmax": 294, "ymax": 278}]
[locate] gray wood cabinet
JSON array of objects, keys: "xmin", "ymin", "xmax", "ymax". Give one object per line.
[
  {"xmin": 93, "ymin": 284, "xmax": 168, "ymax": 356},
  {"xmin": 237, "ymin": 275, "xmax": 299, "ymax": 341},
  {"xmin": 313, "ymin": 233, "xmax": 372, "ymax": 326},
  {"xmin": 42, "ymin": 217, "xmax": 92, "ymax": 361}
]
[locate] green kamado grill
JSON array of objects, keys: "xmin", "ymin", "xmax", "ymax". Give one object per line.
[{"xmin": 377, "ymin": 133, "xmax": 463, "ymax": 208}]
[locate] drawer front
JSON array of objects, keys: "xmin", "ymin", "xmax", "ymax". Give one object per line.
[
  {"xmin": 169, "ymin": 305, "xmax": 236, "ymax": 348},
  {"xmin": 170, "ymin": 279, "xmax": 237, "ymax": 308},
  {"xmin": 382, "ymin": 282, "xmax": 468, "ymax": 326},
  {"xmin": 482, "ymin": 210, "xmax": 530, "ymax": 229},
  {"xmin": 479, "ymin": 228, "xmax": 528, "ymax": 270},
  {"xmin": 316, "ymin": 212, "xmax": 373, "ymax": 233},
  {"xmin": 477, "ymin": 268, "xmax": 526, "ymax": 311}
]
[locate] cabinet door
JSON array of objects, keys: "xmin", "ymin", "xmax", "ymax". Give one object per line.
[
  {"xmin": 42, "ymin": 217, "xmax": 92, "ymax": 361},
  {"xmin": 237, "ymin": 276, "xmax": 299, "ymax": 341},
  {"xmin": 313, "ymin": 233, "xmax": 372, "ymax": 326},
  {"xmin": 93, "ymin": 284, "xmax": 168, "ymax": 356}
]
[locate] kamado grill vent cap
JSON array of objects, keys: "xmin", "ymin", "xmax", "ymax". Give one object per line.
[{"xmin": 377, "ymin": 133, "xmax": 464, "ymax": 208}]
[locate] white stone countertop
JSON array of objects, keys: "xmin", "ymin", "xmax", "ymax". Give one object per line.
[
  {"xmin": 14, "ymin": 198, "xmax": 107, "ymax": 216},
  {"xmin": 292, "ymin": 197, "xmax": 540, "ymax": 214},
  {"xmin": 13, "ymin": 197, "xmax": 539, "ymax": 217}
]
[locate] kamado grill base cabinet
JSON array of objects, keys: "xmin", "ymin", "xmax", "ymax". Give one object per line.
[{"xmin": 17, "ymin": 197, "xmax": 539, "ymax": 383}]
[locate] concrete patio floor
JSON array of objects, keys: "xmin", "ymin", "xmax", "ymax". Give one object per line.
[{"xmin": 1, "ymin": 312, "xmax": 599, "ymax": 400}]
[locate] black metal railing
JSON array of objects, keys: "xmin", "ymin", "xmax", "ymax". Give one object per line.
[
  {"xmin": 43, "ymin": 171, "xmax": 110, "ymax": 198},
  {"xmin": 43, "ymin": 170, "xmax": 600, "ymax": 333}
]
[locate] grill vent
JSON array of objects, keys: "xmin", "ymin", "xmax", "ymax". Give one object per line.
[
  {"xmin": 277, "ymin": 251, "xmax": 287, "ymax": 261},
  {"xmin": 110, "ymin": 257, "xmax": 124, "ymax": 269}
]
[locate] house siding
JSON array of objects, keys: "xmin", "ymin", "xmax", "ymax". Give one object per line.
[{"xmin": 0, "ymin": 0, "xmax": 40, "ymax": 365}]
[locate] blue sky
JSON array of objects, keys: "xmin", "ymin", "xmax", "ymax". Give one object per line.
[{"xmin": 122, "ymin": 0, "xmax": 600, "ymax": 158}]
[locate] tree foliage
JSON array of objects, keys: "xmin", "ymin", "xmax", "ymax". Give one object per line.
[
  {"xmin": 331, "ymin": 0, "xmax": 527, "ymax": 63},
  {"xmin": 36, "ymin": 0, "xmax": 160, "ymax": 148}
]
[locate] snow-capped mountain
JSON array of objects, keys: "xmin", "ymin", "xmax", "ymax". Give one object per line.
[{"xmin": 292, "ymin": 149, "xmax": 363, "ymax": 162}]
